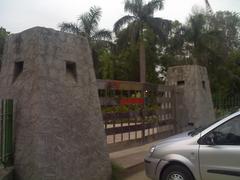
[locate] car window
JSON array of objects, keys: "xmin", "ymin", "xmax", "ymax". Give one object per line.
[
  {"xmin": 210, "ymin": 115, "xmax": 240, "ymax": 145},
  {"xmin": 189, "ymin": 113, "xmax": 235, "ymax": 136}
]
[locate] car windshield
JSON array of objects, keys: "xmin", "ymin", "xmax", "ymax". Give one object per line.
[
  {"xmin": 188, "ymin": 124, "xmax": 212, "ymax": 136},
  {"xmin": 188, "ymin": 112, "xmax": 237, "ymax": 136}
]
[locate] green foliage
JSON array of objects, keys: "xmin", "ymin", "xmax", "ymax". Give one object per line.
[
  {"xmin": 201, "ymin": 11, "xmax": 240, "ymax": 98},
  {"xmin": 114, "ymin": 0, "xmax": 166, "ymax": 35},
  {"xmin": 159, "ymin": 10, "xmax": 240, "ymax": 98},
  {"xmin": 59, "ymin": 6, "xmax": 111, "ymax": 43},
  {"xmin": 99, "ymin": 43, "xmax": 139, "ymax": 81},
  {"xmin": 116, "ymin": 44, "xmax": 139, "ymax": 81},
  {"xmin": 113, "ymin": 0, "xmax": 170, "ymax": 82},
  {"xmin": 111, "ymin": 162, "xmax": 123, "ymax": 180},
  {"xmin": 102, "ymin": 104, "xmax": 162, "ymax": 113},
  {"xmin": 0, "ymin": 27, "xmax": 10, "ymax": 60},
  {"xmin": 144, "ymin": 28, "xmax": 161, "ymax": 83},
  {"xmin": 102, "ymin": 26, "xmax": 165, "ymax": 82},
  {"xmin": 215, "ymin": 50, "xmax": 240, "ymax": 97},
  {"xmin": 102, "ymin": 105, "xmax": 132, "ymax": 113},
  {"xmin": 99, "ymin": 50, "xmax": 115, "ymax": 79},
  {"xmin": 59, "ymin": 7, "xmax": 112, "ymax": 78},
  {"xmin": 215, "ymin": 109, "xmax": 229, "ymax": 119},
  {"xmin": 57, "ymin": 4, "xmax": 240, "ymax": 101}
]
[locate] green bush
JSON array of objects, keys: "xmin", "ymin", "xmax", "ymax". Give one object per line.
[{"xmin": 111, "ymin": 162, "xmax": 123, "ymax": 180}]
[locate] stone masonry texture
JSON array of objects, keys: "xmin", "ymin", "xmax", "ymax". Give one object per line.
[
  {"xmin": 0, "ymin": 27, "xmax": 111, "ymax": 180},
  {"xmin": 167, "ymin": 65, "xmax": 215, "ymax": 130}
]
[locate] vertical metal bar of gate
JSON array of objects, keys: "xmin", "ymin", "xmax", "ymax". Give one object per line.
[{"xmin": 0, "ymin": 99, "xmax": 14, "ymax": 167}]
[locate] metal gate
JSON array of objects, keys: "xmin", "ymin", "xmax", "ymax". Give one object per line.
[{"xmin": 0, "ymin": 99, "xmax": 14, "ymax": 167}]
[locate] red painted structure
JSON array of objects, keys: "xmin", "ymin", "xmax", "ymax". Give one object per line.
[{"xmin": 120, "ymin": 98, "xmax": 144, "ymax": 105}]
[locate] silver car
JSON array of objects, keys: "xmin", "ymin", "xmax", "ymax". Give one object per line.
[{"xmin": 144, "ymin": 111, "xmax": 240, "ymax": 180}]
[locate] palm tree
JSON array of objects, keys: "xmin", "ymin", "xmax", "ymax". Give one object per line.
[
  {"xmin": 205, "ymin": 0, "xmax": 213, "ymax": 14},
  {"xmin": 59, "ymin": 6, "xmax": 112, "ymax": 77},
  {"xmin": 114, "ymin": 0, "xmax": 170, "ymax": 83}
]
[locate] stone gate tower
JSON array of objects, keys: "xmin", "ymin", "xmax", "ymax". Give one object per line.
[
  {"xmin": 166, "ymin": 65, "xmax": 215, "ymax": 131},
  {"xmin": 0, "ymin": 27, "xmax": 111, "ymax": 180}
]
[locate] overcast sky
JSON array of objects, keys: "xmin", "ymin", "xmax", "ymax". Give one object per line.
[{"xmin": 1, "ymin": 0, "xmax": 240, "ymax": 33}]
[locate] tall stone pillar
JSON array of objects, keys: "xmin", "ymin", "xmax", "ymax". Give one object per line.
[
  {"xmin": 0, "ymin": 27, "xmax": 111, "ymax": 180},
  {"xmin": 166, "ymin": 65, "xmax": 215, "ymax": 131}
]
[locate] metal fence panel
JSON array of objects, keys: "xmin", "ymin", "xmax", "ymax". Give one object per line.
[{"xmin": 97, "ymin": 80, "xmax": 176, "ymax": 145}]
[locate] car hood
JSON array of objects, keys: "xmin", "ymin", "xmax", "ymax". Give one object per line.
[{"xmin": 155, "ymin": 131, "xmax": 192, "ymax": 147}]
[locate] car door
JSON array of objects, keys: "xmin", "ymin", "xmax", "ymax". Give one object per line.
[{"xmin": 198, "ymin": 115, "xmax": 240, "ymax": 180}]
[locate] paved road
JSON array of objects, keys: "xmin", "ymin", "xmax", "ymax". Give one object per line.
[{"xmin": 125, "ymin": 171, "xmax": 150, "ymax": 180}]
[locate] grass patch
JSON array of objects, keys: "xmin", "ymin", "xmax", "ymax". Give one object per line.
[{"xmin": 111, "ymin": 161, "xmax": 123, "ymax": 180}]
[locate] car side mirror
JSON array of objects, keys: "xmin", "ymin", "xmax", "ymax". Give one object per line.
[{"xmin": 199, "ymin": 133, "xmax": 215, "ymax": 145}]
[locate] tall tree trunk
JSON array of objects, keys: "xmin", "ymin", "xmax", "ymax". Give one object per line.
[{"xmin": 139, "ymin": 41, "xmax": 146, "ymax": 83}]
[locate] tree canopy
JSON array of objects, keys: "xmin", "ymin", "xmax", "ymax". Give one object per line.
[
  {"xmin": 57, "ymin": 3, "xmax": 240, "ymax": 98},
  {"xmin": 59, "ymin": 6, "xmax": 112, "ymax": 78},
  {"xmin": 59, "ymin": 6, "xmax": 111, "ymax": 43},
  {"xmin": 113, "ymin": 0, "xmax": 171, "ymax": 82},
  {"xmin": 0, "ymin": 27, "xmax": 10, "ymax": 61}
]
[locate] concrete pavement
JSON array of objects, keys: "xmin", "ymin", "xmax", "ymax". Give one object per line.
[
  {"xmin": 110, "ymin": 140, "xmax": 158, "ymax": 169},
  {"xmin": 109, "ymin": 131, "xmax": 174, "ymax": 179},
  {"xmin": 109, "ymin": 140, "xmax": 161, "ymax": 179}
]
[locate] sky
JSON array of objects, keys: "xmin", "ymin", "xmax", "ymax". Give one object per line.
[{"xmin": 1, "ymin": 0, "xmax": 240, "ymax": 33}]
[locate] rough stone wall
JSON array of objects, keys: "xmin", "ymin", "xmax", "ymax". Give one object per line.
[
  {"xmin": 166, "ymin": 65, "xmax": 215, "ymax": 130},
  {"xmin": 0, "ymin": 27, "xmax": 111, "ymax": 180}
]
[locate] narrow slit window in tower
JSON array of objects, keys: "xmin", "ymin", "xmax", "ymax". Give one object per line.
[
  {"xmin": 177, "ymin": 81, "xmax": 185, "ymax": 86},
  {"xmin": 13, "ymin": 61, "xmax": 24, "ymax": 83},
  {"xmin": 66, "ymin": 61, "xmax": 77, "ymax": 82}
]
